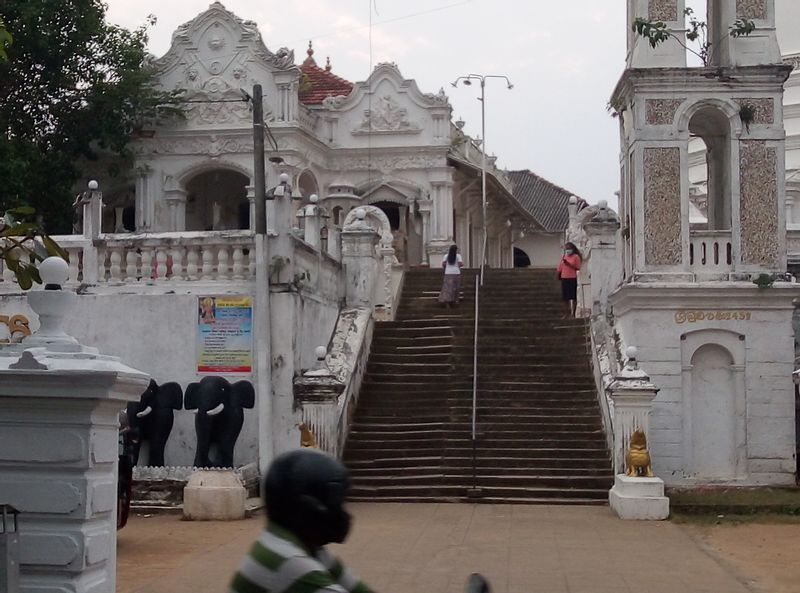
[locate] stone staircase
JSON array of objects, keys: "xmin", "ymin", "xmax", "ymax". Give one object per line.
[{"xmin": 342, "ymin": 268, "xmax": 613, "ymax": 504}]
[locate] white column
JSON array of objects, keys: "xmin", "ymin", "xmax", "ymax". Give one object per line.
[
  {"xmin": 584, "ymin": 213, "xmax": 622, "ymax": 315},
  {"xmin": 164, "ymin": 189, "xmax": 188, "ymax": 232}
]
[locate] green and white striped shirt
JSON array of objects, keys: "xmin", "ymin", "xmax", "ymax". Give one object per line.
[{"xmin": 231, "ymin": 524, "xmax": 373, "ymax": 593}]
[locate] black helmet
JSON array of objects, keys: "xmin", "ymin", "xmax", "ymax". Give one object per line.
[{"xmin": 264, "ymin": 449, "xmax": 352, "ymax": 544}]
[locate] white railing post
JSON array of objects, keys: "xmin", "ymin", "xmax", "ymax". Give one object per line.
[
  {"xmin": 293, "ymin": 347, "xmax": 345, "ymax": 456},
  {"xmin": 607, "ymin": 346, "xmax": 669, "ymax": 520}
]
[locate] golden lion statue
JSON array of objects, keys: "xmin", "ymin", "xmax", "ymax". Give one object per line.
[
  {"xmin": 625, "ymin": 429, "xmax": 654, "ymax": 477},
  {"xmin": 298, "ymin": 422, "xmax": 319, "ymax": 448}
]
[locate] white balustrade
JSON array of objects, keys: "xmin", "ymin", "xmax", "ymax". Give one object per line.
[
  {"xmin": 232, "ymin": 247, "xmax": 245, "ymax": 280},
  {"xmin": 216, "ymin": 246, "xmax": 228, "ymax": 280},
  {"xmin": 689, "ymin": 231, "xmax": 733, "ymax": 273},
  {"xmin": 171, "ymin": 246, "xmax": 185, "ymax": 281},
  {"xmin": 0, "ymin": 231, "xmax": 266, "ymax": 291},
  {"xmin": 67, "ymin": 249, "xmax": 81, "ymax": 283},
  {"xmin": 125, "ymin": 250, "xmax": 138, "ymax": 282},
  {"xmin": 202, "ymin": 248, "xmax": 215, "ymax": 278},
  {"xmin": 109, "ymin": 248, "xmax": 123, "ymax": 282},
  {"xmin": 186, "ymin": 247, "xmax": 200, "ymax": 280},
  {"xmin": 98, "ymin": 247, "xmax": 107, "ymax": 282}
]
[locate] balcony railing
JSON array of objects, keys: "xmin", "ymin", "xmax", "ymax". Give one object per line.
[
  {"xmin": 689, "ymin": 230, "xmax": 733, "ymax": 273},
  {"xmin": 1, "ymin": 231, "xmax": 256, "ymax": 288}
]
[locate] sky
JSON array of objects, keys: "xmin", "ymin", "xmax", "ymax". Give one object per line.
[{"xmin": 104, "ymin": 0, "xmax": 800, "ymax": 206}]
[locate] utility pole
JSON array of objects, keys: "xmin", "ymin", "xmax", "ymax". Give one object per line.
[
  {"xmin": 251, "ymin": 83, "xmax": 273, "ymax": 469},
  {"xmin": 253, "ymin": 84, "xmax": 267, "ymax": 235}
]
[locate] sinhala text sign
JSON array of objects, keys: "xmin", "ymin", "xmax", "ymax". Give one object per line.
[{"xmin": 196, "ymin": 296, "xmax": 253, "ymax": 373}]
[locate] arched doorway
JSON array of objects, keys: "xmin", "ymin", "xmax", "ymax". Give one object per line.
[
  {"xmin": 690, "ymin": 343, "xmax": 736, "ymax": 479},
  {"xmin": 372, "ymin": 200, "xmax": 408, "ymax": 264},
  {"xmin": 185, "ymin": 169, "xmax": 249, "ymax": 231},
  {"xmin": 514, "ymin": 247, "xmax": 531, "ymax": 268}
]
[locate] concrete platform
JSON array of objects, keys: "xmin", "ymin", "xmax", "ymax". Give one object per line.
[{"xmin": 117, "ymin": 503, "xmax": 760, "ymax": 593}]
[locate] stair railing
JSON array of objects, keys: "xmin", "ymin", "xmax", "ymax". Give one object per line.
[{"xmin": 470, "ymin": 272, "xmax": 480, "ymax": 493}]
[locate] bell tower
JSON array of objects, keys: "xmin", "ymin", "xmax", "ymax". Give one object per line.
[
  {"xmin": 604, "ymin": 0, "xmax": 798, "ymax": 488},
  {"xmin": 615, "ymin": 0, "xmax": 791, "ymax": 282}
]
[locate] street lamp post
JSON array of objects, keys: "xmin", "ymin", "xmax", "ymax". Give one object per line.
[{"xmin": 451, "ymin": 74, "xmax": 513, "ymax": 286}]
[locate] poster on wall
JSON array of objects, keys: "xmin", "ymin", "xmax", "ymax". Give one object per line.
[{"xmin": 196, "ymin": 296, "xmax": 253, "ymax": 373}]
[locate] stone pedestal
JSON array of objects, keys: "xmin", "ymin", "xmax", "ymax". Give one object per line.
[
  {"xmin": 0, "ymin": 258, "xmax": 149, "ymax": 593},
  {"xmin": 341, "ymin": 219, "xmax": 380, "ymax": 308},
  {"xmin": 609, "ymin": 474, "xmax": 670, "ymax": 520},
  {"xmin": 183, "ymin": 470, "xmax": 246, "ymax": 521},
  {"xmin": 294, "ymin": 348, "xmax": 345, "ymax": 455}
]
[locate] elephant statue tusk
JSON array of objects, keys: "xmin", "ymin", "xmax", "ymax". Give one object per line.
[
  {"xmin": 136, "ymin": 405, "xmax": 153, "ymax": 418},
  {"xmin": 207, "ymin": 403, "xmax": 225, "ymax": 416}
]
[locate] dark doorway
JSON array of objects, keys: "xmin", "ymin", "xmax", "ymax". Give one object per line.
[
  {"xmin": 514, "ymin": 247, "xmax": 531, "ymax": 268},
  {"xmin": 373, "ymin": 201, "xmax": 401, "ymax": 230}
]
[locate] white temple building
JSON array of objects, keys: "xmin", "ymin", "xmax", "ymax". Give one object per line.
[{"xmin": 83, "ymin": 2, "xmax": 577, "ymax": 271}]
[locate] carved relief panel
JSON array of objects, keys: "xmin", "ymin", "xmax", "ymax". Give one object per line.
[{"xmin": 643, "ymin": 147, "xmax": 683, "ymax": 266}]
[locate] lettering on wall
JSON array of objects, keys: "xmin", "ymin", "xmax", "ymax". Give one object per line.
[
  {"xmin": 675, "ymin": 311, "xmax": 752, "ymax": 324},
  {"xmin": 0, "ymin": 314, "xmax": 32, "ymax": 342}
]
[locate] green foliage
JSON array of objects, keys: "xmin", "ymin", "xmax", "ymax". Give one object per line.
[
  {"xmin": 632, "ymin": 8, "xmax": 755, "ymax": 66},
  {"xmin": 0, "ymin": 1, "xmax": 184, "ymax": 234},
  {"xmin": 0, "ymin": 207, "xmax": 68, "ymax": 289},
  {"xmin": 752, "ymin": 273, "xmax": 775, "ymax": 289},
  {"xmin": 739, "ymin": 104, "xmax": 756, "ymax": 132},
  {"xmin": 0, "ymin": 17, "xmax": 12, "ymax": 61}
]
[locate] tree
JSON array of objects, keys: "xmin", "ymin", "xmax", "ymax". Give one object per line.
[
  {"xmin": 0, "ymin": 1, "xmax": 182, "ymax": 234},
  {"xmin": 0, "ymin": 17, "xmax": 11, "ymax": 61},
  {"xmin": 633, "ymin": 8, "xmax": 755, "ymax": 66},
  {"xmin": 0, "ymin": 206, "xmax": 69, "ymax": 289}
]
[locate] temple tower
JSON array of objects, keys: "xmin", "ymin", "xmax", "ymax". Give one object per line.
[
  {"xmin": 615, "ymin": 0, "xmax": 790, "ymax": 282},
  {"xmin": 607, "ymin": 0, "xmax": 797, "ymax": 485}
]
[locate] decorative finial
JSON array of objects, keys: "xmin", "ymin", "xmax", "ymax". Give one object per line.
[
  {"xmin": 307, "ymin": 40, "xmax": 314, "ymax": 57},
  {"xmin": 325, "ymin": 57, "xmax": 332, "ymax": 71}
]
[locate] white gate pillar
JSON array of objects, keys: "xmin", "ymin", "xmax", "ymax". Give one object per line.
[
  {"xmin": 0, "ymin": 258, "xmax": 149, "ymax": 592},
  {"xmin": 607, "ymin": 346, "xmax": 669, "ymax": 520}
]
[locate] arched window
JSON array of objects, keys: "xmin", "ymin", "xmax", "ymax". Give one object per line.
[
  {"xmin": 298, "ymin": 170, "xmax": 319, "ymax": 202},
  {"xmin": 332, "ymin": 206, "xmax": 343, "ymax": 226},
  {"xmin": 185, "ymin": 169, "xmax": 249, "ymax": 231},
  {"xmin": 689, "ymin": 107, "xmax": 732, "ymax": 231}
]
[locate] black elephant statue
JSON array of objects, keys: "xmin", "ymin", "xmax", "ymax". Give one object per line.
[
  {"xmin": 184, "ymin": 376, "xmax": 255, "ymax": 468},
  {"xmin": 126, "ymin": 380, "xmax": 183, "ymax": 466}
]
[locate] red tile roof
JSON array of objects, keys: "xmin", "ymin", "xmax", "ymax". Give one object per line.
[{"xmin": 299, "ymin": 44, "xmax": 353, "ymax": 105}]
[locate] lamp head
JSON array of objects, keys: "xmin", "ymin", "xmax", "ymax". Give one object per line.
[
  {"xmin": 39, "ymin": 256, "xmax": 69, "ymax": 289},
  {"xmin": 462, "ymin": 79, "xmax": 472, "ymax": 86},
  {"xmin": 507, "ymin": 83, "xmax": 514, "ymax": 90},
  {"xmin": 310, "ymin": 194, "xmax": 319, "ymax": 203},
  {"xmin": 88, "ymin": 180, "xmax": 99, "ymax": 190},
  {"xmin": 315, "ymin": 346, "xmax": 327, "ymax": 360},
  {"xmin": 279, "ymin": 172, "xmax": 290, "ymax": 185}
]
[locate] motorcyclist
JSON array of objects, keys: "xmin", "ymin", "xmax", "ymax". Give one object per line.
[{"xmin": 230, "ymin": 448, "xmax": 374, "ymax": 593}]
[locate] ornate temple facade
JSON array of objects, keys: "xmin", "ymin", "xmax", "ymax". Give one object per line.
[{"xmin": 92, "ymin": 1, "xmax": 544, "ymax": 269}]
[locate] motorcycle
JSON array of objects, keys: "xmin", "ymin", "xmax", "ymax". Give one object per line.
[{"xmin": 117, "ymin": 410, "xmax": 137, "ymax": 530}]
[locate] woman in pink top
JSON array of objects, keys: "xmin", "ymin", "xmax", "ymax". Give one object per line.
[{"xmin": 556, "ymin": 242, "xmax": 582, "ymax": 318}]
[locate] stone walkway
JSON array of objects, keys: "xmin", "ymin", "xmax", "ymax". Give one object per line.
[{"xmin": 117, "ymin": 503, "xmax": 756, "ymax": 593}]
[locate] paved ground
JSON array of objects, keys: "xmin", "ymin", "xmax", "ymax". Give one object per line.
[{"xmin": 116, "ymin": 504, "xmax": 799, "ymax": 593}]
